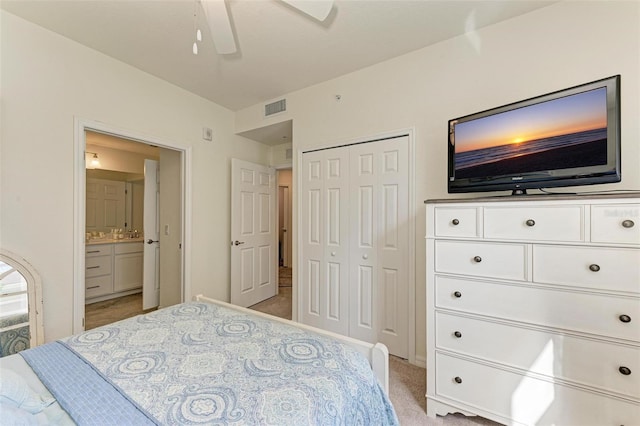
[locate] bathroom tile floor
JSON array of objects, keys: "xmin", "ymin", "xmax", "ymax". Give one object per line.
[{"xmin": 85, "ymin": 293, "xmax": 155, "ymax": 330}]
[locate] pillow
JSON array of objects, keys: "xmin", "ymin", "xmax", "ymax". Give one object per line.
[{"xmin": 0, "ymin": 369, "xmax": 54, "ymax": 414}]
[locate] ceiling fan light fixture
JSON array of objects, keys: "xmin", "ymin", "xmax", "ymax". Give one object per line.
[
  {"xmin": 199, "ymin": 0, "xmax": 333, "ymax": 56},
  {"xmin": 196, "ymin": 28, "xmax": 202, "ymax": 41},
  {"xmin": 201, "ymin": 0, "xmax": 237, "ymax": 54},
  {"xmin": 192, "ymin": 41, "xmax": 198, "ymax": 55},
  {"xmin": 280, "ymin": 0, "xmax": 334, "ymax": 22}
]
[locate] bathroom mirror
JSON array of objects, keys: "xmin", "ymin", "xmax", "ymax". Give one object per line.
[{"xmin": 0, "ymin": 249, "xmax": 43, "ymax": 356}]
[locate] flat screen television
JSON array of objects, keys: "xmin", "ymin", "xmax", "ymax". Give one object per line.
[{"xmin": 448, "ymin": 75, "xmax": 621, "ymax": 195}]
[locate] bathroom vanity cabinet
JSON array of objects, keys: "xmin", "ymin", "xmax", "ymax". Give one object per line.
[{"xmin": 85, "ymin": 240, "xmax": 143, "ymax": 302}]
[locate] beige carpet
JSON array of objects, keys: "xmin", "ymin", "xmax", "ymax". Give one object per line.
[
  {"xmin": 85, "ymin": 293, "xmax": 155, "ymax": 330},
  {"xmin": 278, "ymin": 266, "xmax": 292, "ymax": 287}
]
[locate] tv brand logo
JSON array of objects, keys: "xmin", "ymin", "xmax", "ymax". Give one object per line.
[{"xmin": 604, "ymin": 209, "xmax": 639, "ymax": 217}]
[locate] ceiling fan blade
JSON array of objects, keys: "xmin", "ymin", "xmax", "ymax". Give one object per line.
[
  {"xmin": 201, "ymin": 0, "xmax": 237, "ymax": 54},
  {"xmin": 280, "ymin": 0, "xmax": 334, "ymax": 22}
]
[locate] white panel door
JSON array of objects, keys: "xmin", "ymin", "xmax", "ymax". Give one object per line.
[
  {"xmin": 301, "ymin": 147, "xmax": 350, "ymax": 336},
  {"xmin": 158, "ymin": 148, "xmax": 183, "ymax": 308},
  {"xmin": 349, "ymin": 136, "xmax": 409, "ymax": 358},
  {"xmin": 300, "ymin": 136, "xmax": 410, "ymax": 358},
  {"xmin": 102, "ymin": 181, "xmax": 125, "ymax": 228},
  {"xmin": 231, "ymin": 159, "xmax": 277, "ymax": 307},
  {"xmin": 143, "ymin": 159, "xmax": 160, "ymax": 310},
  {"xmin": 86, "ymin": 178, "xmax": 125, "ymax": 232}
]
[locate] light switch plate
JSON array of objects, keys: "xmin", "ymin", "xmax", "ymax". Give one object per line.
[{"xmin": 203, "ymin": 127, "xmax": 213, "ymax": 141}]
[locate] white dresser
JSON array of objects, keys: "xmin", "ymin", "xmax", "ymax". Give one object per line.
[{"xmin": 425, "ymin": 194, "xmax": 640, "ymax": 426}]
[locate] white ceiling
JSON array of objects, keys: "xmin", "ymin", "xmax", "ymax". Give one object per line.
[{"xmin": 2, "ymin": 0, "xmax": 556, "ymax": 114}]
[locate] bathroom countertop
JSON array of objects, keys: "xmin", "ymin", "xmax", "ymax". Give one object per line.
[{"xmin": 86, "ymin": 237, "xmax": 145, "ymax": 245}]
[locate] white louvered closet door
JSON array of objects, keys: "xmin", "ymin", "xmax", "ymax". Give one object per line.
[
  {"xmin": 301, "ymin": 147, "xmax": 350, "ymax": 336},
  {"xmin": 301, "ymin": 136, "xmax": 409, "ymax": 358}
]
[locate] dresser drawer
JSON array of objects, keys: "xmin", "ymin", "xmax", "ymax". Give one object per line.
[
  {"xmin": 85, "ymin": 275, "xmax": 112, "ymax": 298},
  {"xmin": 435, "ymin": 353, "xmax": 640, "ymax": 426},
  {"xmin": 436, "ymin": 312, "xmax": 640, "ymax": 398},
  {"xmin": 591, "ymin": 204, "xmax": 640, "ymax": 244},
  {"xmin": 85, "ymin": 244, "xmax": 113, "ymax": 257},
  {"xmin": 484, "ymin": 205, "xmax": 584, "ymax": 242},
  {"xmin": 85, "ymin": 255, "xmax": 112, "ymax": 278},
  {"xmin": 533, "ymin": 245, "xmax": 640, "ymax": 294},
  {"xmin": 434, "ymin": 240, "xmax": 528, "ymax": 281},
  {"xmin": 435, "ymin": 276, "xmax": 640, "ymax": 341},
  {"xmin": 434, "ymin": 207, "xmax": 479, "ymax": 238}
]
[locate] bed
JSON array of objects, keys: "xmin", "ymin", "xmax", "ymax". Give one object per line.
[{"xmin": 0, "ymin": 294, "xmax": 398, "ymax": 425}]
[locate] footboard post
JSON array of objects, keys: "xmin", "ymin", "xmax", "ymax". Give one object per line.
[{"xmin": 372, "ymin": 342, "xmax": 389, "ymax": 394}]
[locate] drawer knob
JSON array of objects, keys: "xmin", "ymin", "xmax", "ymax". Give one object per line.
[
  {"xmin": 473, "ymin": 256, "xmax": 482, "ymax": 263},
  {"xmin": 621, "ymin": 219, "xmax": 635, "ymax": 228},
  {"xmin": 588, "ymin": 264, "xmax": 600, "ymax": 272},
  {"xmin": 454, "ymin": 376, "xmax": 462, "ymax": 384},
  {"xmin": 452, "ymin": 219, "xmax": 460, "ymax": 226},
  {"xmin": 525, "ymin": 219, "xmax": 536, "ymax": 227},
  {"xmin": 619, "ymin": 366, "xmax": 632, "ymax": 376},
  {"xmin": 453, "ymin": 291, "xmax": 462, "ymax": 298},
  {"xmin": 454, "ymin": 331, "xmax": 462, "ymax": 338},
  {"xmin": 619, "ymin": 314, "xmax": 632, "ymax": 323}
]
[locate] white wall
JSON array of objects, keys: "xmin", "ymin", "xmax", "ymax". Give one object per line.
[
  {"xmin": 270, "ymin": 142, "xmax": 293, "ymax": 168},
  {"xmin": 236, "ymin": 1, "xmax": 640, "ymax": 363},
  {"xmin": 0, "ymin": 11, "xmax": 271, "ymax": 340}
]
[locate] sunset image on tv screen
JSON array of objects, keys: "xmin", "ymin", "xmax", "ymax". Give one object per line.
[{"xmin": 453, "ymin": 87, "xmax": 608, "ymax": 179}]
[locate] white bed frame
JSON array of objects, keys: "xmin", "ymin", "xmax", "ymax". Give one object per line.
[{"xmin": 194, "ymin": 294, "xmax": 390, "ymax": 394}]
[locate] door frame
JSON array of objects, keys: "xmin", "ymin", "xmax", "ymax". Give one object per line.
[
  {"xmin": 279, "ymin": 185, "xmax": 291, "ymax": 268},
  {"xmin": 73, "ymin": 117, "xmax": 192, "ymax": 333},
  {"xmin": 274, "ymin": 166, "xmax": 292, "ymax": 292},
  {"xmin": 295, "ymin": 128, "xmax": 416, "ymax": 364}
]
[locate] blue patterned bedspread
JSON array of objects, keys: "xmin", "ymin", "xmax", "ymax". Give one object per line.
[{"xmin": 29, "ymin": 302, "xmax": 399, "ymax": 425}]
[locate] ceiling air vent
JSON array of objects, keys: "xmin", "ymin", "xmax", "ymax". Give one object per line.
[{"xmin": 265, "ymin": 99, "xmax": 286, "ymax": 117}]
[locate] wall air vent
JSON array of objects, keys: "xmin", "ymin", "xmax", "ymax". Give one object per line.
[{"xmin": 264, "ymin": 99, "xmax": 286, "ymax": 117}]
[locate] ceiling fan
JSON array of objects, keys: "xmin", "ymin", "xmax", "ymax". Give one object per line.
[{"xmin": 200, "ymin": 0, "xmax": 334, "ymax": 55}]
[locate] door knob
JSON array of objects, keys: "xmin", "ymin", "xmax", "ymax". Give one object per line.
[
  {"xmin": 147, "ymin": 239, "xmax": 159, "ymax": 244},
  {"xmin": 362, "ymin": 254, "xmax": 368, "ymax": 260},
  {"xmin": 331, "ymin": 251, "xmax": 336, "ymax": 256},
  {"xmin": 233, "ymin": 240, "xmax": 245, "ymax": 246}
]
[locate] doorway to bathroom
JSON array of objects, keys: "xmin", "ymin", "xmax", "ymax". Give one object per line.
[{"xmin": 73, "ymin": 119, "xmax": 190, "ymax": 333}]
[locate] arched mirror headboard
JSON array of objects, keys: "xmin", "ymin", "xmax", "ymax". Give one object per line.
[{"xmin": 0, "ymin": 249, "xmax": 44, "ymax": 356}]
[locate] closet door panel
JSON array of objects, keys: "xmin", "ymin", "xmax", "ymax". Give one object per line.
[
  {"xmin": 323, "ymin": 148, "xmax": 350, "ymax": 334},
  {"xmin": 301, "ymin": 136, "xmax": 410, "ymax": 358},
  {"xmin": 349, "ymin": 136, "xmax": 409, "ymax": 357},
  {"xmin": 301, "ymin": 148, "xmax": 349, "ymax": 335},
  {"xmin": 376, "ymin": 137, "xmax": 410, "ymax": 358},
  {"xmin": 349, "ymin": 146, "xmax": 378, "ymax": 343},
  {"xmin": 301, "ymin": 154, "xmax": 324, "ymax": 327}
]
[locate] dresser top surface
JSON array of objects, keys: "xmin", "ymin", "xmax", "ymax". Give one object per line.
[{"xmin": 425, "ymin": 191, "xmax": 640, "ymax": 204}]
